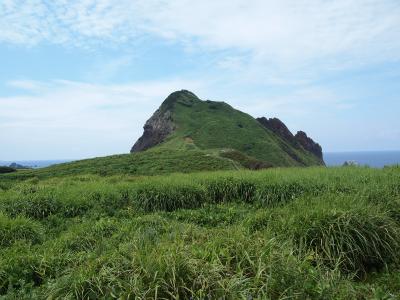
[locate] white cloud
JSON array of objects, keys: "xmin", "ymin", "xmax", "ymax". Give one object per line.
[
  {"xmin": 1, "ymin": 0, "xmax": 399, "ymax": 68},
  {"xmin": 0, "ymin": 78, "xmax": 204, "ymax": 159}
]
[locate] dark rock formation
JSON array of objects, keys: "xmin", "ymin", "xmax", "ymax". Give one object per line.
[
  {"xmin": 131, "ymin": 90, "xmax": 199, "ymax": 153},
  {"xmin": 257, "ymin": 117, "xmax": 324, "ymax": 163},
  {"xmin": 130, "ymin": 109, "xmax": 175, "ymax": 152},
  {"xmin": 294, "ymin": 131, "xmax": 323, "ymax": 160},
  {"xmin": 257, "ymin": 117, "xmax": 297, "ymax": 145}
]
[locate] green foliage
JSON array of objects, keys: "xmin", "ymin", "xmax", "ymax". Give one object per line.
[
  {"xmin": 0, "ymin": 213, "xmax": 43, "ymax": 247},
  {"xmin": 220, "ymin": 149, "xmax": 273, "ymax": 170},
  {"xmin": 134, "ymin": 182, "xmax": 206, "ymax": 212},
  {"xmin": 0, "ymin": 149, "xmax": 237, "ymax": 180},
  {"xmin": 0, "ymin": 166, "xmax": 399, "ymax": 298},
  {"xmin": 1, "ymin": 186, "xmax": 61, "ymax": 219},
  {"xmin": 0, "ymin": 166, "xmax": 16, "ymax": 174},
  {"xmin": 289, "ymin": 208, "xmax": 400, "ymax": 273},
  {"xmin": 204, "ymin": 176, "xmax": 256, "ymax": 203},
  {"xmin": 159, "ymin": 91, "xmax": 323, "ymax": 167}
]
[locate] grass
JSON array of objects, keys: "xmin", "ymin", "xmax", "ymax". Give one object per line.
[
  {"xmin": 155, "ymin": 91, "xmax": 323, "ymax": 167},
  {"xmin": 1, "ymin": 149, "xmax": 238, "ymax": 180},
  {"xmin": 0, "ymin": 166, "xmax": 399, "ymax": 298}
]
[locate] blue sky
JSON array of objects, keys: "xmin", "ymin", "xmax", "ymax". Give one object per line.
[{"xmin": 1, "ymin": 0, "xmax": 400, "ymax": 160}]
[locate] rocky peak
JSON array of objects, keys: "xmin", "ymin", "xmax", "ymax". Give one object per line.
[
  {"xmin": 294, "ymin": 131, "xmax": 323, "ymax": 160},
  {"xmin": 130, "ymin": 106, "xmax": 175, "ymax": 153},
  {"xmin": 130, "ymin": 90, "xmax": 200, "ymax": 153},
  {"xmin": 257, "ymin": 117, "xmax": 324, "ymax": 163},
  {"xmin": 256, "ymin": 117, "xmax": 296, "ymax": 145}
]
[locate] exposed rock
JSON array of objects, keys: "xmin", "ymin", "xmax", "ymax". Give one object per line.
[
  {"xmin": 294, "ymin": 131, "xmax": 323, "ymax": 160},
  {"xmin": 257, "ymin": 117, "xmax": 324, "ymax": 164},
  {"xmin": 130, "ymin": 109, "xmax": 175, "ymax": 152},
  {"xmin": 257, "ymin": 117, "xmax": 297, "ymax": 145},
  {"xmin": 131, "ymin": 90, "xmax": 200, "ymax": 153}
]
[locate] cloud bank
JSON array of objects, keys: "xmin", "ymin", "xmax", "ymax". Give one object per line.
[{"xmin": 2, "ymin": 0, "xmax": 400, "ymax": 68}]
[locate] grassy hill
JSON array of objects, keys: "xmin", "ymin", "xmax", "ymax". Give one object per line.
[
  {"xmin": 2, "ymin": 90, "xmax": 325, "ymax": 181},
  {"xmin": 0, "ymin": 166, "xmax": 399, "ymax": 298},
  {"xmin": 135, "ymin": 90, "xmax": 324, "ymax": 167},
  {"xmin": 0, "ymin": 149, "xmax": 240, "ymax": 181}
]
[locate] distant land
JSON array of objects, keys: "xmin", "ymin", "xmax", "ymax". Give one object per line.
[{"xmin": 0, "ymin": 160, "xmax": 72, "ymax": 169}]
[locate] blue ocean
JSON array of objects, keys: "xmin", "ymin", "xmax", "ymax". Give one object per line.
[{"xmin": 324, "ymin": 151, "xmax": 400, "ymax": 168}]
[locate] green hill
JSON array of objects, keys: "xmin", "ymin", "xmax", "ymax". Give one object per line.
[
  {"xmin": 3, "ymin": 90, "xmax": 324, "ymax": 180},
  {"xmin": 131, "ymin": 90, "xmax": 324, "ymax": 167}
]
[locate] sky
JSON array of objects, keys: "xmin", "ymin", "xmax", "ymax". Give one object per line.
[{"xmin": 1, "ymin": 0, "xmax": 400, "ymax": 160}]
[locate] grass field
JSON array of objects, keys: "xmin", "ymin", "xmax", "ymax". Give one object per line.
[{"xmin": 0, "ymin": 166, "xmax": 400, "ymax": 299}]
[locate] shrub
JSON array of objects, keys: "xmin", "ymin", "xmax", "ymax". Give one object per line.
[{"xmin": 0, "ymin": 213, "xmax": 44, "ymax": 247}]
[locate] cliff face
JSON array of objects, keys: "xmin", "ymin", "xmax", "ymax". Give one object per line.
[
  {"xmin": 257, "ymin": 117, "xmax": 324, "ymax": 163},
  {"xmin": 294, "ymin": 131, "xmax": 323, "ymax": 160},
  {"xmin": 130, "ymin": 109, "xmax": 175, "ymax": 152},
  {"xmin": 257, "ymin": 117, "xmax": 297, "ymax": 145}
]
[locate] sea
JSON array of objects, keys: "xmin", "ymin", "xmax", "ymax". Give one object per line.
[
  {"xmin": 1, "ymin": 151, "xmax": 400, "ymax": 169},
  {"xmin": 324, "ymin": 151, "xmax": 400, "ymax": 168}
]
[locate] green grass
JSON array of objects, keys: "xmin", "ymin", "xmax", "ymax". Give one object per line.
[
  {"xmin": 1, "ymin": 149, "xmax": 238, "ymax": 180},
  {"xmin": 155, "ymin": 91, "xmax": 323, "ymax": 167},
  {"xmin": 0, "ymin": 166, "xmax": 399, "ymax": 298}
]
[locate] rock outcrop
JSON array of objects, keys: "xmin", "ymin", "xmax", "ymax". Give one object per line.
[
  {"xmin": 130, "ymin": 109, "xmax": 175, "ymax": 152},
  {"xmin": 294, "ymin": 131, "xmax": 323, "ymax": 160},
  {"xmin": 257, "ymin": 117, "xmax": 297, "ymax": 145},
  {"xmin": 257, "ymin": 117, "xmax": 324, "ymax": 162}
]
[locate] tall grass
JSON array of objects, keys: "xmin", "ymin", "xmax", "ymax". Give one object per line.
[{"xmin": 0, "ymin": 166, "xmax": 399, "ymax": 298}]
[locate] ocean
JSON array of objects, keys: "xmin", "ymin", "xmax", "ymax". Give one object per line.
[{"xmin": 324, "ymin": 151, "xmax": 400, "ymax": 168}]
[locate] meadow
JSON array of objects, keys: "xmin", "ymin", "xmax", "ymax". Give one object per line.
[{"xmin": 0, "ymin": 166, "xmax": 400, "ymax": 299}]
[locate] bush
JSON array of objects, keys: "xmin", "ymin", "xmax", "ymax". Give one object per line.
[{"xmin": 0, "ymin": 213, "xmax": 44, "ymax": 247}]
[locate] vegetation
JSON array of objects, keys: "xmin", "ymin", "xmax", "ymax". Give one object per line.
[
  {"xmin": 0, "ymin": 166, "xmax": 400, "ymax": 299},
  {"xmin": 141, "ymin": 90, "xmax": 324, "ymax": 167},
  {"xmin": 0, "ymin": 166, "xmax": 16, "ymax": 174},
  {"xmin": 1, "ymin": 149, "xmax": 238, "ymax": 180}
]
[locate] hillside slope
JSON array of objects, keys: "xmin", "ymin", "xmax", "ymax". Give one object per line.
[
  {"xmin": 131, "ymin": 90, "xmax": 324, "ymax": 167},
  {"xmin": 1, "ymin": 149, "xmax": 238, "ymax": 180}
]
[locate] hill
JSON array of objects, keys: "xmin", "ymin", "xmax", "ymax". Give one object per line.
[
  {"xmin": 2, "ymin": 90, "xmax": 324, "ymax": 180},
  {"xmin": 131, "ymin": 90, "xmax": 324, "ymax": 167}
]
